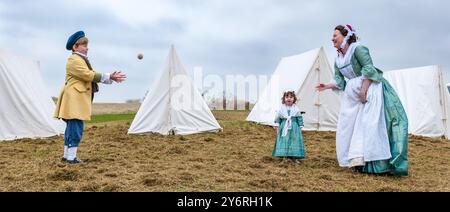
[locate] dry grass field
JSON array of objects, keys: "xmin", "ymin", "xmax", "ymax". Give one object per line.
[{"xmin": 0, "ymin": 106, "xmax": 449, "ymax": 192}]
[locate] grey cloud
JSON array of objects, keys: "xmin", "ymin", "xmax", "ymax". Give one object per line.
[{"xmin": 1, "ymin": 0, "xmax": 449, "ymax": 102}]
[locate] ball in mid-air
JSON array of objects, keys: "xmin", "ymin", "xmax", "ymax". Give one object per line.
[{"xmin": 137, "ymin": 53, "xmax": 144, "ymax": 60}]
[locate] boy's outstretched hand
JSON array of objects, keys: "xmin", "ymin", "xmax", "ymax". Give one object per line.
[{"xmin": 110, "ymin": 71, "xmax": 127, "ymax": 83}]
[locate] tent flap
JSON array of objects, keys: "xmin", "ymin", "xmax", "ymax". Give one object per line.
[{"xmin": 128, "ymin": 45, "xmax": 222, "ymax": 136}]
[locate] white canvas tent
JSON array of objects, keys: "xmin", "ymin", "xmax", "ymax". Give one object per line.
[
  {"xmin": 0, "ymin": 49, "xmax": 65, "ymax": 141},
  {"xmin": 247, "ymin": 47, "xmax": 341, "ymax": 131},
  {"xmin": 384, "ymin": 65, "xmax": 450, "ymax": 138},
  {"xmin": 128, "ymin": 45, "xmax": 222, "ymax": 135}
]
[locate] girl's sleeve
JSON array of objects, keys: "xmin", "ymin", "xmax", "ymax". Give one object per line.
[
  {"xmin": 297, "ymin": 116, "xmax": 304, "ymax": 128},
  {"xmin": 354, "ymin": 45, "xmax": 383, "ymax": 82},
  {"xmin": 274, "ymin": 113, "xmax": 281, "ymax": 126}
]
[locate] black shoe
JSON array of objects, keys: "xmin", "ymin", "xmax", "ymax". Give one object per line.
[
  {"xmin": 67, "ymin": 158, "xmax": 83, "ymax": 164},
  {"xmin": 61, "ymin": 158, "xmax": 67, "ymax": 162},
  {"xmin": 351, "ymin": 166, "xmax": 364, "ymax": 173}
]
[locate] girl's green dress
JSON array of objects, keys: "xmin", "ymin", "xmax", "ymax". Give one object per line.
[{"xmin": 272, "ymin": 110, "xmax": 305, "ymax": 159}]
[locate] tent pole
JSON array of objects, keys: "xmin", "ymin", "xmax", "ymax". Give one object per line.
[
  {"xmin": 168, "ymin": 46, "xmax": 173, "ymax": 135},
  {"xmin": 438, "ymin": 65, "xmax": 449, "ymax": 139},
  {"xmin": 316, "ymin": 58, "xmax": 321, "ymax": 131}
]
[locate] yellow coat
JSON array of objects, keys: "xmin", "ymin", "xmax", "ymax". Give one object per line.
[{"xmin": 54, "ymin": 54, "xmax": 101, "ymax": 121}]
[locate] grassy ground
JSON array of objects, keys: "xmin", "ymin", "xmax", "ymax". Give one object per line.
[
  {"xmin": 87, "ymin": 113, "xmax": 136, "ymax": 124},
  {"xmin": 0, "ymin": 111, "xmax": 449, "ymax": 192}
]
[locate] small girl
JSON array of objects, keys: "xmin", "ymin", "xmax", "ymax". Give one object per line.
[{"xmin": 272, "ymin": 91, "xmax": 305, "ymax": 163}]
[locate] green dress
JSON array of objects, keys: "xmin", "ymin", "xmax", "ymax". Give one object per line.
[
  {"xmin": 334, "ymin": 45, "xmax": 409, "ymax": 176},
  {"xmin": 272, "ymin": 110, "xmax": 305, "ymax": 159}
]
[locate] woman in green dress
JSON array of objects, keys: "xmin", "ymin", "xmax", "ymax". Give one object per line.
[
  {"xmin": 317, "ymin": 25, "xmax": 409, "ymax": 176},
  {"xmin": 272, "ymin": 91, "xmax": 305, "ymax": 163}
]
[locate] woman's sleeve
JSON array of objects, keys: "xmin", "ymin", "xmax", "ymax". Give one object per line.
[
  {"xmin": 332, "ymin": 63, "xmax": 346, "ymax": 90},
  {"xmin": 354, "ymin": 45, "xmax": 383, "ymax": 82}
]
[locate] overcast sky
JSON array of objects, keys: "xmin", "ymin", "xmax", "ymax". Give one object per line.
[{"xmin": 1, "ymin": 0, "xmax": 449, "ymax": 103}]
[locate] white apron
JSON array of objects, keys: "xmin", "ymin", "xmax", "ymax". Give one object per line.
[{"xmin": 335, "ymin": 44, "xmax": 391, "ymax": 167}]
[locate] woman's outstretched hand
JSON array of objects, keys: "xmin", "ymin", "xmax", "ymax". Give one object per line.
[
  {"xmin": 110, "ymin": 71, "xmax": 127, "ymax": 83},
  {"xmin": 316, "ymin": 83, "xmax": 331, "ymax": 92}
]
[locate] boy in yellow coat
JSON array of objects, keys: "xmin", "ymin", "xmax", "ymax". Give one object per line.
[{"xmin": 54, "ymin": 31, "xmax": 126, "ymax": 164}]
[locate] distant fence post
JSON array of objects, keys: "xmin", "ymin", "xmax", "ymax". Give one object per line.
[{"xmin": 223, "ymin": 91, "xmax": 227, "ymax": 110}]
